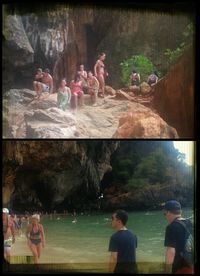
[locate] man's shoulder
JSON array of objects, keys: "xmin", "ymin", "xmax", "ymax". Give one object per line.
[{"xmin": 168, "ymin": 218, "xmax": 188, "ymax": 231}]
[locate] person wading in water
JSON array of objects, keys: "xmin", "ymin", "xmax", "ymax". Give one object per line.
[{"xmin": 26, "ymin": 214, "xmax": 45, "ymax": 264}]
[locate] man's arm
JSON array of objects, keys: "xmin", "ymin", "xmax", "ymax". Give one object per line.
[
  {"xmin": 109, "ymin": 252, "xmax": 118, "ymax": 273},
  {"xmin": 165, "ymin": 247, "xmax": 175, "ymax": 274}
]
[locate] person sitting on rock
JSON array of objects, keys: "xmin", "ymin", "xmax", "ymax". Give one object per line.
[
  {"xmin": 130, "ymin": 70, "xmax": 140, "ymax": 86},
  {"xmin": 77, "ymin": 64, "xmax": 88, "ymax": 93},
  {"xmin": 57, "ymin": 79, "xmax": 71, "ymax": 111},
  {"xmin": 87, "ymin": 71, "xmax": 99, "ymax": 106},
  {"xmin": 147, "ymin": 71, "xmax": 158, "ymax": 86},
  {"xmin": 33, "ymin": 68, "xmax": 54, "ymax": 99},
  {"xmin": 70, "ymin": 73, "xmax": 84, "ymax": 109}
]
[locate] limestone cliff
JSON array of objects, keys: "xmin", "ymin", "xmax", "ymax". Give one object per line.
[
  {"xmin": 152, "ymin": 45, "xmax": 194, "ymax": 138},
  {"xmin": 3, "ymin": 141, "xmax": 194, "ymax": 212},
  {"xmin": 3, "ymin": 4, "xmax": 191, "ymax": 90},
  {"xmin": 3, "ymin": 141, "xmax": 118, "ymax": 211}
]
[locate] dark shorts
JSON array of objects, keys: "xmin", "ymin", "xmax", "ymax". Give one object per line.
[
  {"xmin": 114, "ymin": 262, "xmax": 138, "ymax": 274},
  {"xmin": 30, "ymin": 239, "xmax": 41, "ymax": 246}
]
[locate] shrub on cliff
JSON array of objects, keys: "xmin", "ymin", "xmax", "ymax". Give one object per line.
[{"xmin": 120, "ymin": 55, "xmax": 156, "ymax": 85}]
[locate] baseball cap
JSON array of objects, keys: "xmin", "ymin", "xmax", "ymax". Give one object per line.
[
  {"xmin": 164, "ymin": 200, "xmax": 181, "ymax": 211},
  {"xmin": 3, "ymin": 208, "xmax": 9, "ymax": 214}
]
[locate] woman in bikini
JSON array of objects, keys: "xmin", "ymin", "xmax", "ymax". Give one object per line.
[
  {"xmin": 57, "ymin": 78, "xmax": 71, "ymax": 111},
  {"xmin": 94, "ymin": 52, "xmax": 108, "ymax": 98},
  {"xmin": 26, "ymin": 214, "xmax": 45, "ymax": 264},
  {"xmin": 70, "ymin": 73, "xmax": 84, "ymax": 109}
]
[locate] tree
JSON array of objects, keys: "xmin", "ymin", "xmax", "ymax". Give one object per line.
[{"xmin": 120, "ymin": 54, "xmax": 157, "ymax": 85}]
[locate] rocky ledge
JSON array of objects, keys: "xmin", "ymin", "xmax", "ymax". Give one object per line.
[{"xmin": 3, "ymin": 85, "xmax": 178, "ymax": 139}]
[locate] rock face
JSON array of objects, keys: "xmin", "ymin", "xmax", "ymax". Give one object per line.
[
  {"xmin": 3, "ymin": 141, "xmax": 119, "ymax": 211},
  {"xmin": 152, "ymin": 46, "xmax": 194, "ymax": 138},
  {"xmin": 3, "ymin": 141, "xmax": 194, "ymax": 212},
  {"xmin": 3, "ymin": 5, "xmax": 191, "ymax": 90},
  {"xmin": 113, "ymin": 109, "xmax": 179, "ymax": 138},
  {"xmin": 3, "ymin": 88, "xmax": 179, "ymax": 138}
]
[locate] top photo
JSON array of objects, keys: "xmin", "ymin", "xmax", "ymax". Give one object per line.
[{"xmin": 2, "ymin": 3, "xmax": 195, "ymax": 139}]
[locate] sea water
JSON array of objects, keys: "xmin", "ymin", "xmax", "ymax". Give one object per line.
[{"xmin": 9, "ymin": 208, "xmax": 194, "ymax": 272}]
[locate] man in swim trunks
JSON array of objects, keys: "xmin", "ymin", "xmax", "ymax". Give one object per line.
[
  {"xmin": 33, "ymin": 68, "xmax": 54, "ymax": 99},
  {"xmin": 26, "ymin": 214, "xmax": 45, "ymax": 264},
  {"xmin": 3, "ymin": 208, "xmax": 15, "ymax": 262}
]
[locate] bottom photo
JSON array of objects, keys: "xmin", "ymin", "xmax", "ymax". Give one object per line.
[{"xmin": 3, "ymin": 140, "xmax": 195, "ymax": 274}]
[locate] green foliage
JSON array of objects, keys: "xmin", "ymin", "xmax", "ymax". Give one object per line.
[
  {"xmin": 110, "ymin": 142, "xmax": 191, "ymax": 196},
  {"xmin": 183, "ymin": 23, "xmax": 194, "ymax": 41},
  {"xmin": 119, "ymin": 55, "xmax": 155, "ymax": 85},
  {"xmin": 164, "ymin": 45, "xmax": 186, "ymax": 67},
  {"xmin": 114, "ymin": 158, "xmax": 135, "ymax": 183},
  {"xmin": 126, "ymin": 178, "xmax": 148, "ymax": 191},
  {"xmin": 124, "ymin": 147, "xmax": 176, "ymax": 191},
  {"xmin": 164, "ymin": 22, "xmax": 194, "ymax": 67}
]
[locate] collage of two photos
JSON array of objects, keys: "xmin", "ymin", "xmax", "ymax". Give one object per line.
[{"xmin": 2, "ymin": 2, "xmax": 196, "ymax": 274}]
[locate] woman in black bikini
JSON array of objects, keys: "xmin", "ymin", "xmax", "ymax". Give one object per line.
[{"xmin": 26, "ymin": 214, "xmax": 45, "ymax": 264}]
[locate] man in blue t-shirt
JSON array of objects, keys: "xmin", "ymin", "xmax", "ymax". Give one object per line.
[
  {"xmin": 163, "ymin": 200, "xmax": 194, "ymax": 274},
  {"xmin": 108, "ymin": 209, "xmax": 137, "ymax": 273}
]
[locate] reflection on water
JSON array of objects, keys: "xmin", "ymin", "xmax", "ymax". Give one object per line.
[{"xmin": 7, "ymin": 208, "xmax": 193, "ymax": 272}]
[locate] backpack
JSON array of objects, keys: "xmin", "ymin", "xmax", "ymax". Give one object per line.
[{"xmin": 176, "ymin": 219, "xmax": 194, "ymax": 267}]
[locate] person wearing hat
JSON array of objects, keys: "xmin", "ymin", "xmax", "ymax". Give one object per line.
[
  {"xmin": 163, "ymin": 200, "xmax": 194, "ymax": 274},
  {"xmin": 3, "ymin": 208, "xmax": 15, "ymax": 261},
  {"xmin": 26, "ymin": 214, "xmax": 45, "ymax": 264}
]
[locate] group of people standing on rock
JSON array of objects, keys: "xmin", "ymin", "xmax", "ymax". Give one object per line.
[
  {"xmin": 3, "ymin": 200, "xmax": 194, "ymax": 274},
  {"xmin": 33, "ymin": 52, "xmax": 108, "ymax": 110},
  {"xmin": 130, "ymin": 69, "xmax": 159, "ymax": 92}
]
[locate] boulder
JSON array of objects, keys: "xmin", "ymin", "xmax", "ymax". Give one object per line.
[
  {"xmin": 105, "ymin": 85, "xmax": 116, "ymax": 96},
  {"xmin": 128, "ymin": 85, "xmax": 141, "ymax": 95},
  {"xmin": 24, "ymin": 107, "xmax": 79, "ymax": 138},
  {"xmin": 140, "ymin": 82, "xmax": 151, "ymax": 95},
  {"xmin": 115, "ymin": 90, "xmax": 135, "ymax": 101},
  {"xmin": 113, "ymin": 110, "xmax": 179, "ymax": 138}
]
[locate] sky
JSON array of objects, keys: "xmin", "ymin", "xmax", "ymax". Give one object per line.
[{"xmin": 173, "ymin": 141, "xmax": 195, "ymax": 166}]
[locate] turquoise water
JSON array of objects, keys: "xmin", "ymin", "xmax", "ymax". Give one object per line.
[
  {"xmin": 11, "ymin": 208, "xmax": 193, "ymax": 272},
  {"xmin": 39, "ymin": 208, "xmax": 193, "ymax": 264}
]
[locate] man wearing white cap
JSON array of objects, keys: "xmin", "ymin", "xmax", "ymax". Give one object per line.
[{"xmin": 3, "ymin": 208, "xmax": 15, "ymax": 261}]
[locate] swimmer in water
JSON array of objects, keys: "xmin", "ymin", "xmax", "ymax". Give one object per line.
[{"xmin": 72, "ymin": 218, "xmax": 77, "ymax": 223}]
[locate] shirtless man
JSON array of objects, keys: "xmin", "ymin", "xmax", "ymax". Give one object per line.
[
  {"xmin": 33, "ymin": 68, "xmax": 53, "ymax": 99},
  {"xmin": 3, "ymin": 208, "xmax": 15, "ymax": 262},
  {"xmin": 94, "ymin": 53, "xmax": 108, "ymax": 98}
]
